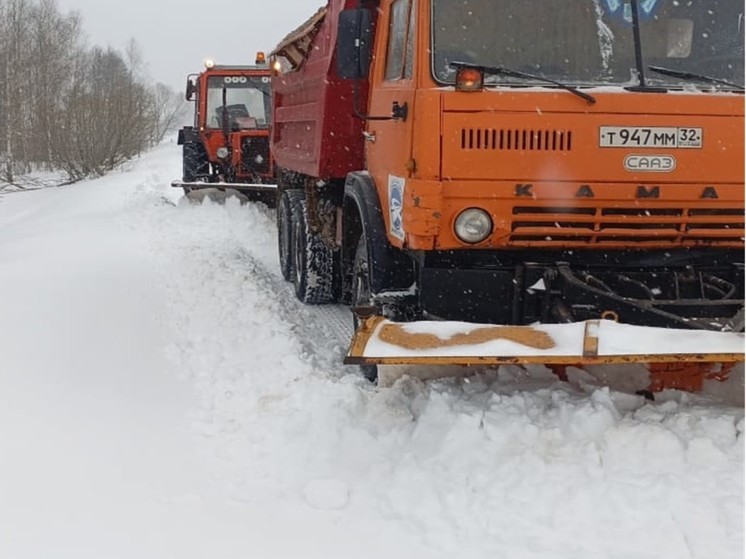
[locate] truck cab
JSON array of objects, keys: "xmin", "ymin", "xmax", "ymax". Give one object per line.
[{"xmin": 270, "ymin": 0, "xmax": 744, "ymax": 382}]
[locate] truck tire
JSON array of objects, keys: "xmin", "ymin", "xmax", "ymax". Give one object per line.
[
  {"xmin": 183, "ymin": 141, "xmax": 209, "ymax": 183},
  {"xmin": 291, "ymin": 197, "xmax": 334, "ymax": 304},
  {"xmin": 277, "ymin": 190, "xmax": 302, "ymax": 281},
  {"xmin": 351, "ymin": 235, "xmax": 379, "ymax": 383}
]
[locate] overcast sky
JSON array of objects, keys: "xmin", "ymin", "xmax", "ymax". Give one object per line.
[{"xmin": 55, "ymin": 0, "xmax": 315, "ymax": 90}]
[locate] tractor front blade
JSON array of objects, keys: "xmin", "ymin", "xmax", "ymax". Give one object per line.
[{"xmin": 171, "ymin": 180, "xmax": 277, "ymax": 192}]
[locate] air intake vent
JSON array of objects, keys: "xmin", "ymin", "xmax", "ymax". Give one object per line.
[
  {"xmin": 460, "ymin": 128, "xmax": 573, "ymax": 151},
  {"xmin": 507, "ymin": 206, "xmax": 744, "ymax": 246}
]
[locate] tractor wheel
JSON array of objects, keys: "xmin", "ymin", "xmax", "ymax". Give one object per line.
[
  {"xmin": 290, "ymin": 196, "xmax": 334, "ymax": 304},
  {"xmin": 351, "ymin": 234, "xmax": 379, "ymax": 383},
  {"xmin": 183, "ymin": 141, "xmax": 209, "ymax": 182},
  {"xmin": 277, "ymin": 190, "xmax": 302, "ymax": 282}
]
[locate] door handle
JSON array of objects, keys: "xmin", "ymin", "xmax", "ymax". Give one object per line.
[{"xmin": 391, "ymin": 101, "xmax": 408, "ymax": 121}]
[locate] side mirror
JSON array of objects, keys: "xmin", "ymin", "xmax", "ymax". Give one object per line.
[
  {"xmin": 336, "ymin": 8, "xmax": 373, "ymax": 79},
  {"xmin": 185, "ymin": 78, "xmax": 197, "ymax": 101}
]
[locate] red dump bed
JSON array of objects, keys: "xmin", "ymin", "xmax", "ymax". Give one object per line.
[{"xmin": 270, "ymin": 0, "xmax": 373, "ymax": 180}]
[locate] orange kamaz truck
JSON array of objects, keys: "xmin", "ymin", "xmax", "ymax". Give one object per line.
[
  {"xmin": 270, "ymin": 0, "xmax": 745, "ymax": 390},
  {"xmin": 173, "ymin": 54, "xmax": 276, "ymax": 203}
]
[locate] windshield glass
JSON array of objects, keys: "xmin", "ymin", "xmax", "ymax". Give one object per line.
[
  {"xmin": 431, "ymin": 0, "xmax": 744, "ymax": 89},
  {"xmin": 205, "ymin": 75, "xmax": 271, "ymax": 129}
]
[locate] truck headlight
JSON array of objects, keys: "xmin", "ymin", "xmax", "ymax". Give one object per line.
[
  {"xmin": 216, "ymin": 147, "xmax": 230, "ymax": 159},
  {"xmin": 454, "ymin": 208, "xmax": 492, "ymax": 244}
]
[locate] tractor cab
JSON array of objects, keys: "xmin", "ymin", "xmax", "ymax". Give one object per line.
[{"xmin": 188, "ymin": 60, "xmax": 271, "ymax": 131}]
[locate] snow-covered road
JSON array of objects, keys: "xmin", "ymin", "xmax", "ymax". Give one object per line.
[{"xmin": 0, "ymin": 142, "xmax": 743, "ymax": 559}]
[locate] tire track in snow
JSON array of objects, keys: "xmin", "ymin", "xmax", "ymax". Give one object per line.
[
  {"xmin": 231, "ymin": 243, "xmax": 354, "ymax": 375},
  {"xmin": 140, "ymin": 192, "xmax": 354, "ymax": 380}
]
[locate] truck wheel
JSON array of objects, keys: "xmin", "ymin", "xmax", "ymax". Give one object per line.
[
  {"xmin": 277, "ymin": 190, "xmax": 301, "ymax": 281},
  {"xmin": 291, "ymin": 197, "xmax": 334, "ymax": 304},
  {"xmin": 351, "ymin": 235, "xmax": 378, "ymax": 383},
  {"xmin": 183, "ymin": 141, "xmax": 209, "ymax": 182}
]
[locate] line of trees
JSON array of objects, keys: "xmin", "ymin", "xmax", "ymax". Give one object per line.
[{"xmin": 0, "ymin": 0, "xmax": 186, "ymax": 184}]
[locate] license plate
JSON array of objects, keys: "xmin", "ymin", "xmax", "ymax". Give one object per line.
[{"xmin": 599, "ymin": 126, "xmax": 702, "ymax": 148}]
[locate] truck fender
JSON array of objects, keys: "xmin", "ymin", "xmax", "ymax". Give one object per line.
[
  {"xmin": 343, "ymin": 172, "xmax": 415, "ymax": 295},
  {"xmin": 178, "ymin": 127, "xmax": 201, "ymax": 146}
]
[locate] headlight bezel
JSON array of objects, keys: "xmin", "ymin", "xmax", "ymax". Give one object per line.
[{"xmin": 454, "ymin": 208, "xmax": 493, "ymax": 244}]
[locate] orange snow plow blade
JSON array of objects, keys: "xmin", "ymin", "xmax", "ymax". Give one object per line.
[{"xmin": 345, "ymin": 316, "xmax": 745, "ymax": 369}]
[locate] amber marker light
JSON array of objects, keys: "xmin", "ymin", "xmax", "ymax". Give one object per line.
[
  {"xmin": 255, "ymin": 51, "xmax": 266, "ymax": 65},
  {"xmin": 456, "ymin": 67, "xmax": 484, "ymax": 92}
]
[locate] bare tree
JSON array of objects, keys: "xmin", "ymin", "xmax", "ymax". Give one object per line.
[
  {"xmin": 0, "ymin": 0, "xmax": 32, "ymax": 183},
  {"xmin": 148, "ymin": 82, "xmax": 189, "ymax": 145},
  {"xmin": 27, "ymin": 0, "xmax": 81, "ymax": 166},
  {"xmin": 0, "ymin": 1, "xmax": 174, "ymax": 184},
  {"xmin": 52, "ymin": 44, "xmax": 157, "ymax": 179}
]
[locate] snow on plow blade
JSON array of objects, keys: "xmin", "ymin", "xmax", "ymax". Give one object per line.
[
  {"xmin": 171, "ymin": 180, "xmax": 277, "ymax": 192},
  {"xmin": 345, "ymin": 316, "xmax": 745, "ymax": 368}
]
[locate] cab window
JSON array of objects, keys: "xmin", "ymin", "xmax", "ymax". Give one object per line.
[{"xmin": 384, "ymin": 0, "xmax": 415, "ymax": 81}]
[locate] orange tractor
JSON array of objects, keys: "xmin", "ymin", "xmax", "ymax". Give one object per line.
[
  {"xmin": 173, "ymin": 54, "xmax": 276, "ymax": 204},
  {"xmin": 270, "ymin": 0, "xmax": 744, "ymax": 391}
]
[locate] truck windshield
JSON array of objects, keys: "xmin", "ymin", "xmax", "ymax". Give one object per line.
[
  {"xmin": 206, "ymin": 75, "xmax": 272, "ymax": 129},
  {"xmin": 431, "ymin": 0, "xmax": 744, "ymax": 90}
]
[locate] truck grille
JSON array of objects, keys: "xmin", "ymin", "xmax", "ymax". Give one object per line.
[
  {"xmin": 509, "ymin": 206, "xmax": 744, "ymax": 245},
  {"xmin": 241, "ymin": 136, "xmax": 270, "ymax": 175},
  {"xmin": 461, "ymin": 128, "xmax": 573, "ymax": 151}
]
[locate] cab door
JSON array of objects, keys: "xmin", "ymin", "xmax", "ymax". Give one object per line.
[{"xmin": 365, "ymin": 0, "xmax": 417, "ymax": 246}]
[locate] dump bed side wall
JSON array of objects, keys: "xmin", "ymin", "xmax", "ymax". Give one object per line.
[{"xmin": 271, "ymin": 0, "xmax": 372, "ymax": 180}]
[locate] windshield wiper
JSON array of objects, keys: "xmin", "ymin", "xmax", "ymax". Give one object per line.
[
  {"xmin": 450, "ymin": 62, "xmax": 596, "ymax": 105},
  {"xmin": 648, "ymin": 66, "xmax": 744, "ymax": 91}
]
